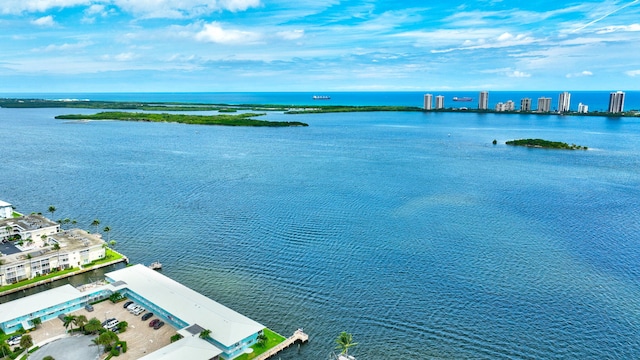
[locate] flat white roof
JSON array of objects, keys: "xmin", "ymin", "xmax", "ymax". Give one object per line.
[
  {"xmin": 138, "ymin": 336, "xmax": 222, "ymax": 360},
  {"xmin": 0, "ymin": 285, "xmax": 82, "ymax": 324},
  {"xmin": 106, "ymin": 265, "xmax": 264, "ymax": 348}
]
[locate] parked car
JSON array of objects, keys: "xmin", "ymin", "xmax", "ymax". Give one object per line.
[
  {"xmin": 141, "ymin": 312, "xmax": 154, "ymax": 321},
  {"xmin": 149, "ymin": 319, "xmax": 160, "ymax": 327},
  {"xmin": 132, "ymin": 307, "xmax": 145, "ymax": 316},
  {"xmin": 153, "ymin": 321, "xmax": 165, "ymax": 330},
  {"xmin": 126, "ymin": 303, "xmax": 138, "ymax": 310},
  {"xmin": 101, "ymin": 318, "xmax": 115, "ymax": 327},
  {"xmin": 104, "ymin": 319, "xmax": 119, "ymax": 331},
  {"xmin": 85, "ymin": 304, "xmax": 94, "ymax": 312},
  {"xmin": 123, "ymin": 301, "xmax": 133, "ymax": 309},
  {"xmin": 7, "ymin": 335, "xmax": 21, "ymax": 346}
]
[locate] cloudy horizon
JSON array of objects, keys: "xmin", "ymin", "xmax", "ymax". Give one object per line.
[{"xmin": 1, "ymin": 0, "xmax": 639, "ymax": 92}]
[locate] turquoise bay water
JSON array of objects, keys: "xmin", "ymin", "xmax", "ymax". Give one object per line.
[{"xmin": 1, "ymin": 94, "xmax": 640, "ymax": 359}]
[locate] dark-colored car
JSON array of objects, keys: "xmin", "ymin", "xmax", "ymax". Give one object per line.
[
  {"xmin": 123, "ymin": 301, "xmax": 133, "ymax": 309},
  {"xmin": 85, "ymin": 304, "xmax": 94, "ymax": 312},
  {"xmin": 141, "ymin": 312, "xmax": 154, "ymax": 321},
  {"xmin": 153, "ymin": 321, "xmax": 165, "ymax": 330},
  {"xmin": 149, "ymin": 319, "xmax": 160, "ymax": 327}
]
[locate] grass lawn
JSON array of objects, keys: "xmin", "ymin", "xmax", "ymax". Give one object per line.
[
  {"xmin": 0, "ymin": 248, "xmax": 125, "ymax": 295},
  {"xmin": 0, "ymin": 267, "xmax": 78, "ymax": 293},
  {"xmin": 234, "ymin": 328, "xmax": 287, "ymax": 360},
  {"xmin": 86, "ymin": 248, "xmax": 124, "ymax": 267}
]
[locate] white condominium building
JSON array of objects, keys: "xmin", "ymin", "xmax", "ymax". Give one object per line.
[
  {"xmin": 608, "ymin": 91, "xmax": 625, "ymax": 113},
  {"xmin": 520, "ymin": 98, "xmax": 532, "ymax": 111},
  {"xmin": 423, "ymin": 94, "xmax": 433, "ymax": 110},
  {"xmin": 558, "ymin": 92, "xmax": 571, "ymax": 113},
  {"xmin": 435, "ymin": 95, "xmax": 445, "ymax": 109},
  {"xmin": 578, "ymin": 103, "xmax": 589, "ymax": 114},
  {"xmin": 478, "ymin": 91, "xmax": 489, "ymax": 110},
  {"xmin": 537, "ymin": 97, "xmax": 551, "ymax": 112}
]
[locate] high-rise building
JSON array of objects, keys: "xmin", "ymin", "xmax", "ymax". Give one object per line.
[
  {"xmin": 478, "ymin": 91, "xmax": 489, "ymax": 110},
  {"xmin": 423, "ymin": 94, "xmax": 433, "ymax": 110},
  {"xmin": 435, "ymin": 95, "xmax": 445, "ymax": 109},
  {"xmin": 578, "ymin": 103, "xmax": 589, "ymax": 114},
  {"xmin": 520, "ymin": 98, "xmax": 531, "ymax": 112},
  {"xmin": 608, "ymin": 91, "xmax": 625, "ymax": 113},
  {"xmin": 537, "ymin": 97, "xmax": 551, "ymax": 112},
  {"xmin": 505, "ymin": 100, "xmax": 515, "ymax": 111},
  {"xmin": 495, "ymin": 102, "xmax": 505, "ymax": 112},
  {"xmin": 558, "ymin": 92, "xmax": 571, "ymax": 113}
]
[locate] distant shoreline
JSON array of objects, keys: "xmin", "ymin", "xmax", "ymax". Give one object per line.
[{"xmin": 0, "ymin": 97, "xmax": 637, "ymax": 118}]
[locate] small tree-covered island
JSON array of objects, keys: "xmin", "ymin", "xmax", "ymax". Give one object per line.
[
  {"xmin": 505, "ymin": 138, "xmax": 588, "ymax": 150},
  {"xmin": 55, "ymin": 111, "xmax": 308, "ymax": 127}
]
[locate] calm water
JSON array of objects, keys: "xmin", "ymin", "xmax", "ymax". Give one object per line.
[{"xmin": 1, "ymin": 93, "xmax": 640, "ymax": 359}]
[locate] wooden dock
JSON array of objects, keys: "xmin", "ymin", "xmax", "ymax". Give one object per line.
[{"xmin": 255, "ymin": 329, "xmax": 309, "ymax": 360}]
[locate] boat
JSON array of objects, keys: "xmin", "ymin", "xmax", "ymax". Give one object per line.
[
  {"xmin": 148, "ymin": 261, "xmax": 162, "ymax": 270},
  {"xmin": 312, "ymin": 95, "xmax": 331, "ymax": 100},
  {"xmin": 453, "ymin": 97, "xmax": 473, "ymax": 101}
]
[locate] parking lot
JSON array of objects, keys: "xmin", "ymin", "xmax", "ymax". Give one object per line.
[{"xmin": 29, "ymin": 299, "xmax": 177, "ymax": 360}]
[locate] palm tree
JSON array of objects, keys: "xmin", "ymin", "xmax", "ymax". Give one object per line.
[
  {"xmin": 335, "ymin": 331, "xmax": 357, "ymax": 356},
  {"xmin": 52, "ymin": 243, "xmax": 61, "ymax": 270},
  {"xmin": 63, "ymin": 315, "xmax": 76, "ymax": 332},
  {"xmin": 199, "ymin": 329, "xmax": 212, "ymax": 339},
  {"xmin": 109, "ymin": 240, "xmax": 117, "ymax": 248},
  {"xmin": 84, "ymin": 317, "xmax": 103, "ymax": 334},
  {"xmin": 257, "ymin": 332, "xmax": 268, "ymax": 347},
  {"xmin": 43, "ymin": 356, "xmax": 55, "ymax": 360},
  {"xmin": 19, "ymin": 334, "xmax": 33, "ymax": 350},
  {"xmin": 32, "ymin": 317, "xmax": 42, "ymax": 329},
  {"xmin": 94, "ymin": 330, "xmax": 119, "ymax": 352},
  {"xmin": 1, "ymin": 343, "xmax": 11, "ymax": 358},
  {"xmin": 103, "ymin": 226, "xmax": 111, "ymax": 241},
  {"xmin": 4, "ymin": 225, "xmax": 12, "ymax": 240},
  {"xmin": 75, "ymin": 315, "xmax": 88, "ymax": 330},
  {"xmin": 48, "ymin": 205, "xmax": 56, "ymax": 219},
  {"xmin": 91, "ymin": 219, "xmax": 100, "ymax": 234},
  {"xmin": 116, "ymin": 321, "xmax": 128, "ymax": 333}
]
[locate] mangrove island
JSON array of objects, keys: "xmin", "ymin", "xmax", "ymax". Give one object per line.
[
  {"xmin": 55, "ymin": 111, "xmax": 309, "ymax": 127},
  {"xmin": 505, "ymin": 138, "xmax": 588, "ymax": 150}
]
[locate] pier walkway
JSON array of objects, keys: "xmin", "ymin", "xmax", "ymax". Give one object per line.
[{"xmin": 255, "ymin": 329, "xmax": 309, "ymax": 360}]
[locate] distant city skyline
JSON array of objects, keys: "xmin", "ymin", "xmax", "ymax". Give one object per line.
[
  {"xmin": 423, "ymin": 90, "xmax": 630, "ymax": 113},
  {"xmin": 1, "ymin": 1, "xmax": 640, "ymax": 92}
]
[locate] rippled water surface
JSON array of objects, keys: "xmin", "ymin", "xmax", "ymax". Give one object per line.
[{"xmin": 1, "ymin": 103, "xmax": 640, "ymax": 359}]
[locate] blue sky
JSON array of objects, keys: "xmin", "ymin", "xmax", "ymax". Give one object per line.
[{"xmin": 1, "ymin": 0, "xmax": 639, "ymax": 92}]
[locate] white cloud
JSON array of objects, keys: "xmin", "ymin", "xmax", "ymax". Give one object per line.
[
  {"xmin": 497, "ymin": 32, "xmax": 514, "ymax": 42},
  {"xmin": 101, "ymin": 52, "xmax": 137, "ymax": 61},
  {"xmin": 34, "ymin": 41, "xmax": 93, "ymax": 52},
  {"xmin": 626, "ymin": 70, "xmax": 640, "ymax": 77},
  {"xmin": 1, "ymin": 0, "xmax": 90, "ymax": 14},
  {"xmin": 430, "ymin": 31, "xmax": 536, "ymax": 53},
  {"xmin": 596, "ymin": 23, "xmax": 640, "ymax": 34},
  {"xmin": 195, "ymin": 22, "xmax": 261, "ymax": 44},
  {"xmin": 31, "ymin": 15, "xmax": 56, "ymax": 27},
  {"xmin": 277, "ymin": 29, "xmax": 304, "ymax": 40},
  {"xmin": 112, "ymin": 0, "xmax": 260, "ymax": 18},
  {"xmin": 566, "ymin": 70, "xmax": 593, "ymax": 78},
  {"xmin": 508, "ymin": 70, "xmax": 531, "ymax": 78},
  {"xmin": 86, "ymin": 4, "xmax": 105, "ymax": 15},
  {"xmin": 1, "ymin": 0, "xmax": 260, "ymax": 17}
]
